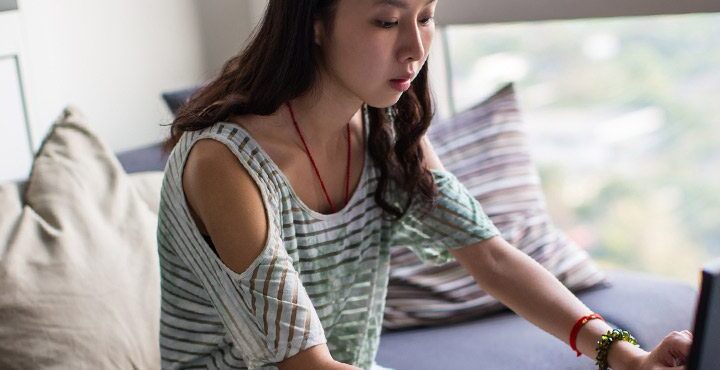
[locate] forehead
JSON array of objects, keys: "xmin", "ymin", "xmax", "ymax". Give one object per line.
[
  {"xmin": 372, "ymin": 0, "xmax": 437, "ymax": 9},
  {"xmin": 341, "ymin": 0, "xmax": 436, "ymax": 11}
]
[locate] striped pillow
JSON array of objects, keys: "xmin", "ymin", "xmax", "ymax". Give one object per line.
[{"xmin": 382, "ymin": 83, "xmax": 609, "ymax": 329}]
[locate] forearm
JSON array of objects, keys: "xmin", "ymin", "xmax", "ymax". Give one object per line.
[
  {"xmin": 278, "ymin": 344, "xmax": 363, "ymax": 370},
  {"xmin": 458, "ymin": 238, "xmax": 645, "ymax": 370}
]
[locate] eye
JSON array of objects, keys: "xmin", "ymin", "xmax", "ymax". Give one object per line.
[
  {"xmin": 376, "ymin": 19, "xmax": 399, "ymax": 29},
  {"xmin": 419, "ymin": 16, "xmax": 435, "ymax": 26},
  {"xmin": 374, "ymin": 15, "xmax": 434, "ymax": 29}
]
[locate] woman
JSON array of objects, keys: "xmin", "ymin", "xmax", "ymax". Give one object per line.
[{"xmin": 158, "ymin": 1, "xmax": 693, "ymax": 369}]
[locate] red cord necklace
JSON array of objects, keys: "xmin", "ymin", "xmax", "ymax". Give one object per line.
[{"xmin": 286, "ymin": 101, "xmax": 351, "ymax": 214}]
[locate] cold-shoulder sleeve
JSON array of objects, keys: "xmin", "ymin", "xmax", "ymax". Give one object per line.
[
  {"xmin": 158, "ymin": 128, "xmax": 327, "ymax": 369},
  {"xmin": 388, "ymin": 169, "xmax": 501, "ymax": 265}
]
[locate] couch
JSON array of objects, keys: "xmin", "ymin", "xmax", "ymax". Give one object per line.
[{"xmin": 0, "ymin": 86, "xmax": 697, "ymax": 369}]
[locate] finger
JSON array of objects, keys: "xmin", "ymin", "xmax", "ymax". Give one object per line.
[
  {"xmin": 672, "ymin": 356, "xmax": 687, "ymax": 367},
  {"xmin": 669, "ymin": 331, "xmax": 693, "ymax": 349},
  {"xmin": 655, "ymin": 331, "xmax": 691, "ymax": 367},
  {"xmin": 667, "ymin": 331, "xmax": 693, "ymax": 364}
]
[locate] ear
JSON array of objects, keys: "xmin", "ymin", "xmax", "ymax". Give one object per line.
[{"xmin": 313, "ymin": 18, "xmax": 324, "ymax": 46}]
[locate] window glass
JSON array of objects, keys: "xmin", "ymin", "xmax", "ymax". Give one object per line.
[{"xmin": 446, "ymin": 13, "xmax": 720, "ymax": 286}]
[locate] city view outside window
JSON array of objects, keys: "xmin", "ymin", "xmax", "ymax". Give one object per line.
[{"xmin": 445, "ymin": 13, "xmax": 720, "ymax": 287}]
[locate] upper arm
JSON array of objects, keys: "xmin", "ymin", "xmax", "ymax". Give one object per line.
[
  {"xmin": 183, "ymin": 138, "xmax": 268, "ymax": 274},
  {"xmin": 388, "ymin": 165, "xmax": 500, "ymax": 265}
]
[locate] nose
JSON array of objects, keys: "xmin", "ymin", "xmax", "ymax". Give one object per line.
[{"xmin": 397, "ymin": 23, "xmax": 426, "ymax": 64}]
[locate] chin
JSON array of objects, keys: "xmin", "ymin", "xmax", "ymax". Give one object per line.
[{"xmin": 364, "ymin": 93, "xmax": 404, "ymax": 109}]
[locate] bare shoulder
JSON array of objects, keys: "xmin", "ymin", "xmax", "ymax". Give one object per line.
[
  {"xmin": 420, "ymin": 135, "xmax": 446, "ymax": 172},
  {"xmin": 182, "ymin": 138, "xmax": 269, "ymax": 275},
  {"xmin": 183, "ymin": 138, "xmax": 255, "ymax": 197}
]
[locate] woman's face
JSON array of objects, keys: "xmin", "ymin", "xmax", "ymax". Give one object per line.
[{"xmin": 315, "ymin": 0, "xmax": 437, "ymax": 108}]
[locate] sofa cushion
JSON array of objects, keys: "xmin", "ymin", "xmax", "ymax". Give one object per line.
[
  {"xmin": 0, "ymin": 107, "xmax": 162, "ymax": 369},
  {"xmin": 161, "ymin": 86, "xmax": 199, "ymax": 115},
  {"xmin": 383, "ymin": 83, "xmax": 608, "ymax": 329},
  {"xmin": 116, "ymin": 143, "xmax": 170, "ymax": 174}
]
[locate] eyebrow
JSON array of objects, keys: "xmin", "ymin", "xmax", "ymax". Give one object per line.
[{"xmin": 374, "ymin": 0, "xmax": 436, "ymax": 9}]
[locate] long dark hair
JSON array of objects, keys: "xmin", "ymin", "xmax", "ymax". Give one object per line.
[{"xmin": 165, "ymin": 0, "xmax": 436, "ymax": 220}]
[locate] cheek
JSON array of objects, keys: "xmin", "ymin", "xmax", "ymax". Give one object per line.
[
  {"xmin": 347, "ymin": 30, "xmax": 387, "ymax": 57},
  {"xmin": 330, "ymin": 34, "xmax": 391, "ymax": 77},
  {"xmin": 422, "ymin": 30, "xmax": 434, "ymax": 58}
]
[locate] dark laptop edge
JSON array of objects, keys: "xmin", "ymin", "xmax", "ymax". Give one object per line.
[{"xmin": 687, "ymin": 259, "xmax": 720, "ymax": 370}]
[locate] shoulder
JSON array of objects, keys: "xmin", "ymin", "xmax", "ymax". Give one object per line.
[
  {"xmin": 183, "ymin": 136, "xmax": 271, "ymax": 218},
  {"xmin": 178, "ymin": 120, "xmax": 277, "ymax": 187},
  {"xmin": 183, "ymin": 137, "xmax": 258, "ymax": 190}
]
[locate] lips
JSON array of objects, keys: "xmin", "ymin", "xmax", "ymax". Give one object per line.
[
  {"xmin": 393, "ymin": 72, "xmax": 415, "ymax": 80},
  {"xmin": 389, "ymin": 79, "xmax": 411, "ymax": 92},
  {"xmin": 389, "ymin": 73, "xmax": 415, "ymax": 92}
]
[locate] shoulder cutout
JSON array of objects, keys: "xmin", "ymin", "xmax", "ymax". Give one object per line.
[{"xmin": 182, "ymin": 138, "xmax": 271, "ymax": 275}]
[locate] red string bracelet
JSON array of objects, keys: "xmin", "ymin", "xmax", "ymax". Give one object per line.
[{"xmin": 569, "ymin": 313, "xmax": 605, "ymax": 357}]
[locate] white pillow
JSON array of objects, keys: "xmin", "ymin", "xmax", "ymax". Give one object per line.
[{"xmin": 0, "ymin": 107, "xmax": 162, "ymax": 369}]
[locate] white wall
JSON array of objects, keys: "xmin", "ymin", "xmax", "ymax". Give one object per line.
[
  {"xmin": 0, "ymin": 10, "xmax": 33, "ymax": 182},
  {"xmin": 194, "ymin": 0, "xmax": 256, "ymax": 81},
  {"xmin": 15, "ymin": 0, "xmax": 259, "ymax": 152}
]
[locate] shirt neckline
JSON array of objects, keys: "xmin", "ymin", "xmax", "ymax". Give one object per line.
[{"xmin": 218, "ymin": 117, "xmax": 370, "ymax": 221}]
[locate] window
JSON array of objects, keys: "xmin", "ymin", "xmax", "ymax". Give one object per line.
[{"xmin": 445, "ymin": 13, "xmax": 720, "ymax": 286}]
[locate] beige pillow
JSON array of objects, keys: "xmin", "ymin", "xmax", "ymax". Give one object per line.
[{"xmin": 0, "ymin": 107, "xmax": 162, "ymax": 369}]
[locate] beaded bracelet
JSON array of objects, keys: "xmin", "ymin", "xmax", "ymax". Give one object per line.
[{"xmin": 595, "ymin": 328, "xmax": 639, "ymax": 370}]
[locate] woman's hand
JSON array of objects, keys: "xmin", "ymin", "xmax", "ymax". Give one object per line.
[{"xmin": 630, "ymin": 330, "xmax": 693, "ymax": 369}]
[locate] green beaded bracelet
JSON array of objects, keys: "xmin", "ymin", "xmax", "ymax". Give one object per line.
[{"xmin": 595, "ymin": 328, "xmax": 639, "ymax": 370}]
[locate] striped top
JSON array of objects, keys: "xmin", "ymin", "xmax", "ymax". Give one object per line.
[{"xmin": 157, "ymin": 113, "xmax": 500, "ymax": 369}]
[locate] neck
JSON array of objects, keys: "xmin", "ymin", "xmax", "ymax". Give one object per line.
[{"xmin": 287, "ymin": 71, "xmax": 364, "ymax": 149}]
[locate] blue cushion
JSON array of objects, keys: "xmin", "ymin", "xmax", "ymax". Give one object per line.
[
  {"xmin": 161, "ymin": 86, "xmax": 200, "ymax": 115},
  {"xmin": 375, "ymin": 269, "xmax": 696, "ymax": 370},
  {"xmin": 116, "ymin": 143, "xmax": 168, "ymax": 173}
]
